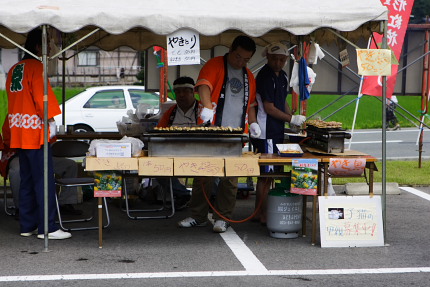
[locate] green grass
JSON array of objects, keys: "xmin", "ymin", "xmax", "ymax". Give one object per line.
[
  {"xmin": 2, "ymin": 89, "xmax": 429, "ymax": 186},
  {"xmin": 273, "ymin": 160, "xmax": 430, "ymax": 186},
  {"xmin": 4, "ymin": 88, "xmax": 429, "ymax": 130},
  {"xmin": 299, "ymin": 94, "xmax": 429, "ymax": 129},
  {"xmin": 52, "ymin": 87, "xmax": 86, "ymax": 104}
]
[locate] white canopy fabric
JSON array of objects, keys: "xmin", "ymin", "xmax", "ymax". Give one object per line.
[{"xmin": 0, "ymin": 0, "xmax": 388, "ymax": 50}]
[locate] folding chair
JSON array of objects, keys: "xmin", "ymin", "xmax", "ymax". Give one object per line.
[
  {"xmin": 2, "ymin": 154, "xmax": 17, "ymax": 216},
  {"xmin": 121, "ymin": 172, "xmax": 175, "ymax": 220},
  {"xmin": 51, "ymin": 140, "xmax": 110, "ymax": 231},
  {"xmin": 3, "ymin": 172, "xmax": 16, "ymax": 216}
]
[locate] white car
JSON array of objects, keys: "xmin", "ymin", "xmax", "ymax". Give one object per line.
[{"xmin": 54, "ymin": 86, "xmax": 161, "ymax": 132}]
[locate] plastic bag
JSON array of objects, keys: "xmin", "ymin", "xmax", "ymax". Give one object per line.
[
  {"xmin": 327, "ymin": 177, "xmax": 336, "ymax": 196},
  {"xmin": 290, "ymin": 61, "xmax": 317, "ymax": 96},
  {"xmin": 88, "ymin": 136, "xmax": 144, "ymax": 157}
]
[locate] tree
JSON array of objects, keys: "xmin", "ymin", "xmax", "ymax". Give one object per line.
[
  {"xmin": 411, "ymin": 0, "xmax": 430, "ymax": 24},
  {"xmin": 135, "ymin": 51, "xmax": 145, "ymax": 85}
]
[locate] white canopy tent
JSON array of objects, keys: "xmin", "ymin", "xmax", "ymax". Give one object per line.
[
  {"xmin": 0, "ymin": 0, "xmax": 389, "ymax": 248},
  {"xmin": 0, "ymin": 0, "xmax": 388, "ymax": 50}
]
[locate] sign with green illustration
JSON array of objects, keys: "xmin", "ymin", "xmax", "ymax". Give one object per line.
[
  {"xmin": 291, "ymin": 158, "xmax": 318, "ymax": 196},
  {"xmin": 93, "ymin": 171, "xmax": 122, "ymax": 197}
]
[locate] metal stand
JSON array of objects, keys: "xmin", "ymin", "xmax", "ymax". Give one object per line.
[{"xmin": 122, "ymin": 173, "xmax": 175, "ymax": 220}]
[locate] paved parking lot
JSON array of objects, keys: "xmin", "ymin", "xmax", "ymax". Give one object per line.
[{"xmin": 1, "ymin": 185, "xmax": 430, "ymax": 286}]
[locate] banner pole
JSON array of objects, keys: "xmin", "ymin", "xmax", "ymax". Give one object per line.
[{"xmin": 348, "ymin": 37, "xmax": 371, "ymax": 150}]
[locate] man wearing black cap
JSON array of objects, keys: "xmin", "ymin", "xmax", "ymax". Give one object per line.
[{"xmin": 251, "ymin": 42, "xmax": 306, "ymax": 224}]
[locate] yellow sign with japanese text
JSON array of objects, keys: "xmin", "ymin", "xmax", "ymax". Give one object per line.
[{"xmin": 356, "ymin": 49, "xmax": 391, "ymax": 76}]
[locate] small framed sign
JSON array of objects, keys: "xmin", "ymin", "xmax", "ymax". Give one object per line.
[
  {"xmin": 291, "ymin": 158, "xmax": 318, "ymax": 196},
  {"xmin": 319, "ymin": 196, "xmax": 384, "ymax": 248},
  {"xmin": 93, "ymin": 171, "xmax": 122, "ymax": 197}
]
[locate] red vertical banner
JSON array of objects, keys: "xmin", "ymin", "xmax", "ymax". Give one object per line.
[{"xmin": 361, "ymin": 0, "xmax": 415, "ymax": 98}]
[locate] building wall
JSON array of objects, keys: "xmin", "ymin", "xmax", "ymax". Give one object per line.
[{"xmin": 50, "ymin": 46, "xmax": 141, "ymax": 87}]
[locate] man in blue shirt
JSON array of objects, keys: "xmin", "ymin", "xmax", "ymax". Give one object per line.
[{"xmin": 251, "ymin": 42, "xmax": 306, "ymax": 224}]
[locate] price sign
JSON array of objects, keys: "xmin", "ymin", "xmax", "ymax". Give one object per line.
[
  {"xmin": 357, "ymin": 49, "xmax": 391, "ymax": 76},
  {"xmin": 174, "ymin": 157, "xmax": 224, "ymax": 176},
  {"xmin": 138, "ymin": 157, "xmax": 174, "ymax": 176},
  {"xmin": 166, "ymin": 29, "xmax": 200, "ymax": 66}
]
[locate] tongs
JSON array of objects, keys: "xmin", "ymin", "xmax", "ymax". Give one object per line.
[
  {"xmin": 289, "ymin": 123, "xmax": 306, "ymax": 135},
  {"xmin": 198, "ymin": 120, "xmax": 212, "ymax": 127}
]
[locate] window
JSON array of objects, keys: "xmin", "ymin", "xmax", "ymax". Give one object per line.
[
  {"xmin": 83, "ymin": 90, "xmax": 126, "ymax": 109},
  {"xmin": 78, "ymin": 50, "xmax": 98, "ymax": 66},
  {"xmin": 129, "ymin": 89, "xmax": 160, "ymax": 109}
]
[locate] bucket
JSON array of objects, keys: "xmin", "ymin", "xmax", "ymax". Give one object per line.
[{"xmin": 267, "ymin": 181, "xmax": 303, "ymax": 239}]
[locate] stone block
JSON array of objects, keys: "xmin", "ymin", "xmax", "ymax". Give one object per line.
[{"xmin": 344, "ymin": 182, "xmax": 401, "ymax": 195}]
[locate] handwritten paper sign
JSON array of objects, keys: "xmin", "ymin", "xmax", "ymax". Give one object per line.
[
  {"xmin": 93, "ymin": 171, "xmax": 122, "ymax": 197},
  {"xmin": 85, "ymin": 157, "xmax": 138, "ymax": 171},
  {"xmin": 329, "ymin": 158, "xmax": 365, "ymax": 176},
  {"xmin": 291, "ymin": 159, "xmax": 318, "ymax": 196},
  {"xmin": 319, "ymin": 196, "xmax": 384, "ymax": 247},
  {"xmin": 224, "ymin": 157, "xmax": 260, "ymax": 176},
  {"xmin": 166, "ymin": 29, "xmax": 200, "ymax": 66},
  {"xmin": 174, "ymin": 157, "xmax": 224, "ymax": 177},
  {"xmin": 357, "ymin": 49, "xmax": 392, "ymax": 76},
  {"xmin": 138, "ymin": 157, "xmax": 173, "ymax": 176}
]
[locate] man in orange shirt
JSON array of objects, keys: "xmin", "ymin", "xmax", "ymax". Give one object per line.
[
  {"xmin": 6, "ymin": 28, "xmax": 71, "ymax": 240},
  {"xmin": 178, "ymin": 36, "xmax": 261, "ymax": 233}
]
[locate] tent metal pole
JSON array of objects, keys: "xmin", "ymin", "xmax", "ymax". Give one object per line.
[
  {"xmin": 62, "ymin": 51, "xmax": 66, "ymax": 125},
  {"xmin": 327, "ymin": 29, "xmax": 360, "ymax": 49},
  {"xmin": 381, "ymin": 20, "xmax": 388, "ymax": 244},
  {"xmin": 348, "ymin": 37, "xmax": 372, "ymax": 150},
  {"xmin": 397, "ymin": 50, "xmax": 430, "ymax": 74},
  {"xmin": 50, "ymin": 28, "xmax": 101, "ymax": 60},
  {"xmin": 319, "ymin": 46, "xmax": 361, "ymax": 78},
  {"xmin": 0, "ymin": 32, "xmax": 40, "ymax": 60},
  {"xmin": 42, "ymin": 25, "xmax": 50, "ymax": 251}
]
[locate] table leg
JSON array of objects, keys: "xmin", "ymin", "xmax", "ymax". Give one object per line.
[
  {"xmin": 312, "ymin": 195, "xmax": 317, "ymax": 246},
  {"xmin": 302, "ymin": 195, "xmax": 307, "ymax": 237},
  {"xmin": 98, "ymin": 197, "xmax": 103, "ymax": 248},
  {"xmin": 369, "ymin": 163, "xmax": 375, "ymax": 196},
  {"xmin": 323, "ymin": 162, "xmax": 329, "ymax": 196}
]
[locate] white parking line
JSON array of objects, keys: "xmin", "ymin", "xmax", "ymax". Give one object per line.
[
  {"xmin": 208, "ymin": 216, "xmax": 268, "ymax": 273},
  {"xmin": 400, "ymin": 186, "xmax": 430, "ymax": 201},
  {"xmin": 2, "ymin": 187, "xmax": 430, "ymax": 283},
  {"xmin": 348, "ymin": 140, "xmax": 403, "ymax": 144},
  {"xmin": 2, "ymin": 267, "xmax": 430, "ymax": 282},
  {"xmin": 352, "ymin": 130, "xmax": 419, "ymax": 134}
]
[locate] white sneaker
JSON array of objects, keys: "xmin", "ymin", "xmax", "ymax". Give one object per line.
[
  {"xmin": 20, "ymin": 228, "xmax": 38, "ymax": 237},
  {"xmin": 177, "ymin": 217, "xmax": 207, "ymax": 228},
  {"xmin": 213, "ymin": 220, "xmax": 229, "ymax": 233},
  {"xmin": 37, "ymin": 229, "xmax": 72, "ymax": 240}
]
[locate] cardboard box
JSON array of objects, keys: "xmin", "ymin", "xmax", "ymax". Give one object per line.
[
  {"xmin": 85, "ymin": 156, "xmax": 139, "ymax": 171},
  {"xmin": 138, "ymin": 157, "xmax": 174, "ymax": 176},
  {"xmin": 174, "ymin": 157, "xmax": 225, "ymax": 177},
  {"xmin": 225, "ymin": 157, "xmax": 260, "ymax": 176},
  {"xmin": 96, "ymin": 142, "xmax": 132, "ymax": 158}
]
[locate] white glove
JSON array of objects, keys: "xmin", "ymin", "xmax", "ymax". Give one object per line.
[
  {"xmin": 200, "ymin": 107, "xmax": 214, "ymax": 123},
  {"xmin": 290, "ymin": 115, "xmax": 306, "ymax": 126},
  {"xmin": 49, "ymin": 121, "xmax": 56, "ymax": 139},
  {"xmin": 249, "ymin": 122, "xmax": 261, "ymax": 138}
]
